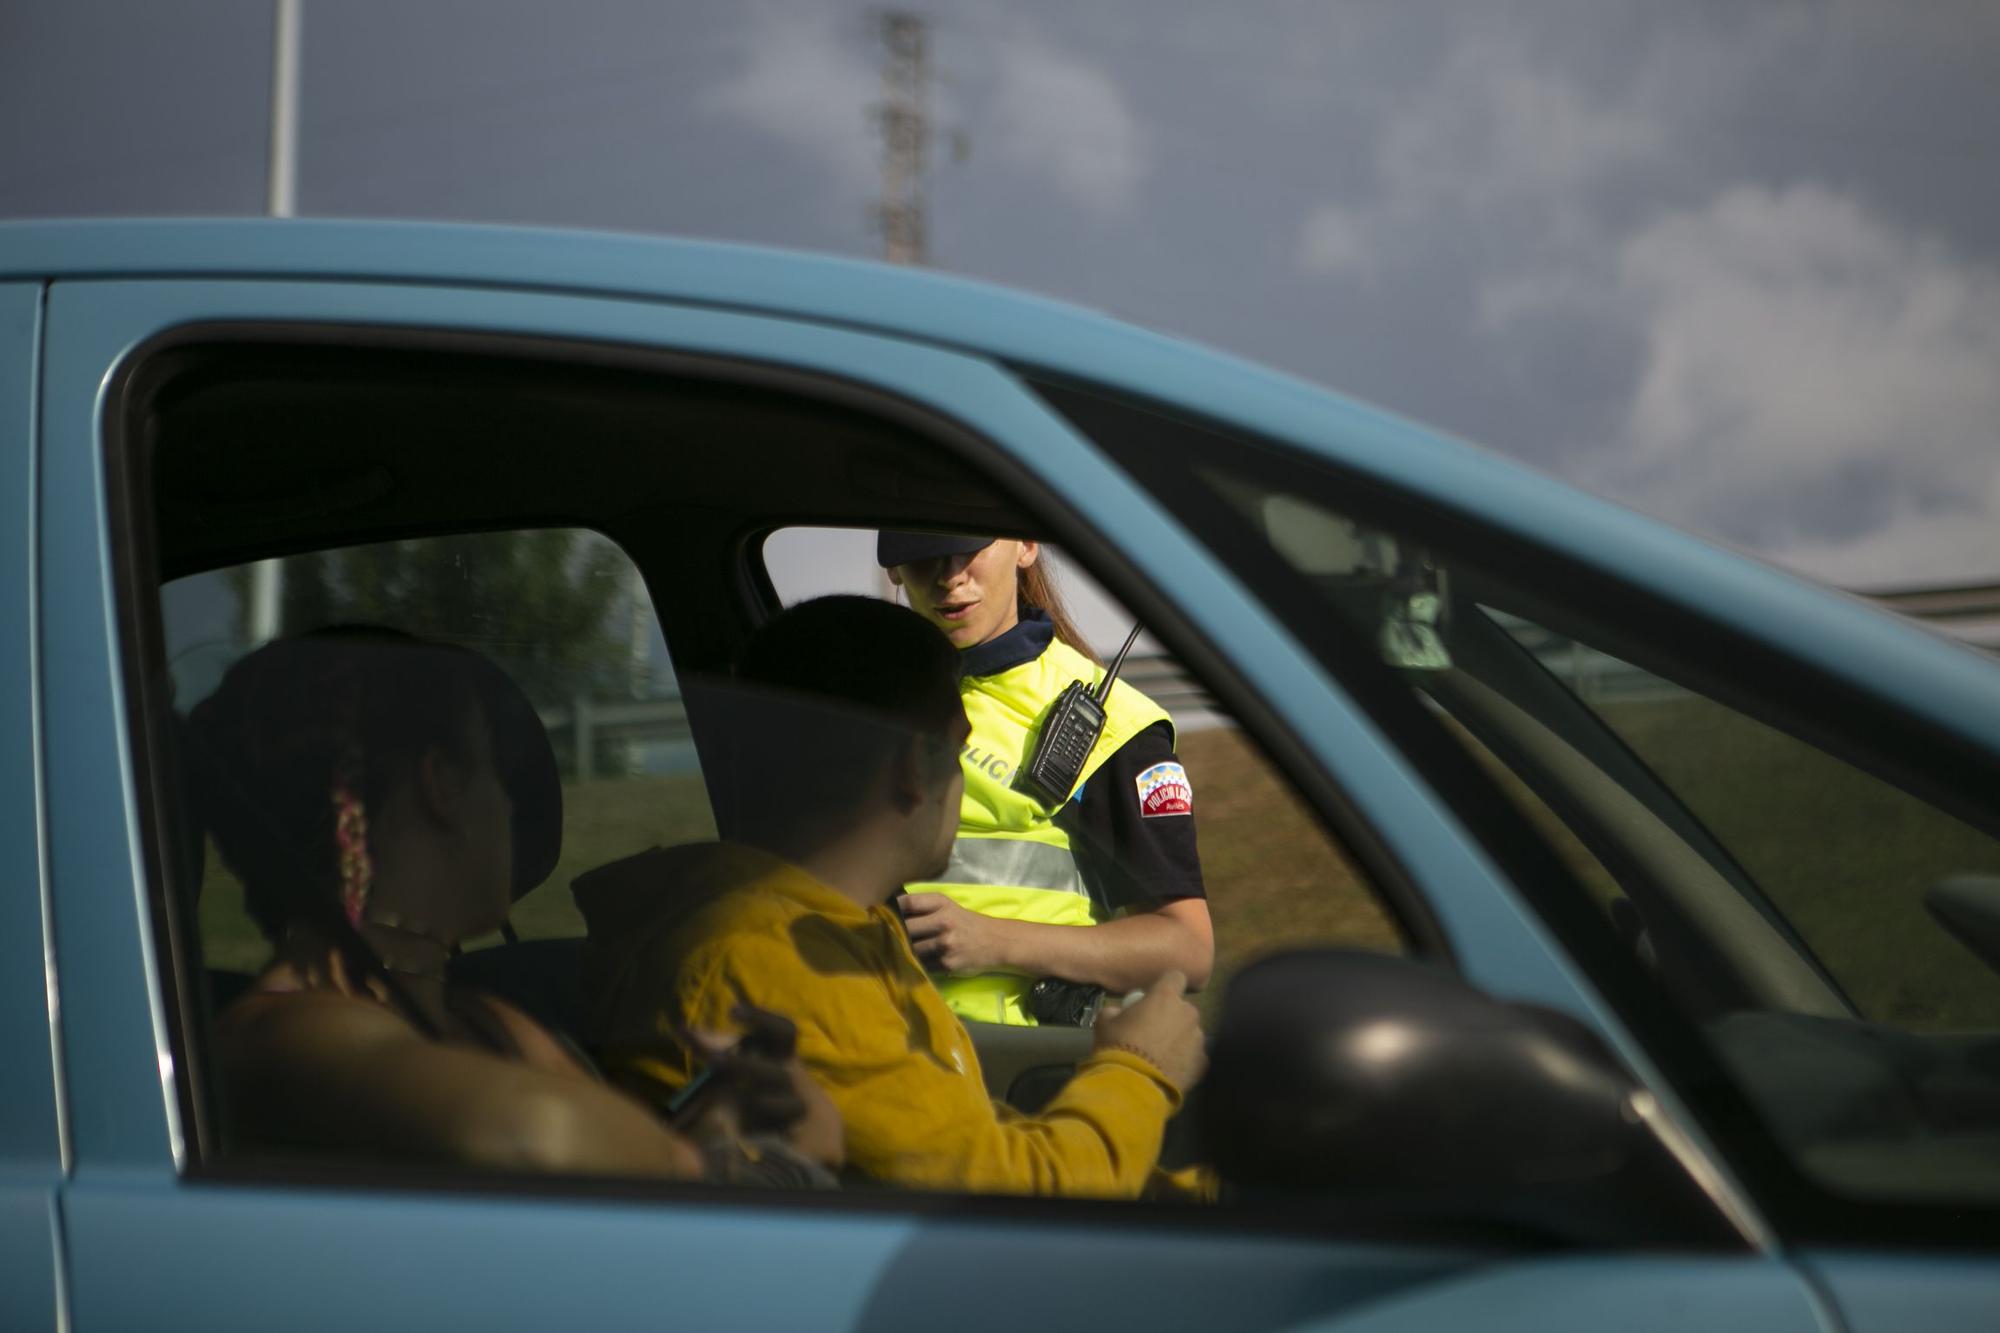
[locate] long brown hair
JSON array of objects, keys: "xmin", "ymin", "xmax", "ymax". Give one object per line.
[{"xmin": 1021, "ymin": 554, "xmax": 1099, "ymax": 664}]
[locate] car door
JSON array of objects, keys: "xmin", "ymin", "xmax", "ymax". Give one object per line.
[
  {"xmin": 0, "ymin": 282, "xmax": 64, "ymax": 1332},
  {"xmin": 36, "ymin": 259, "xmax": 1830, "ymax": 1332}
]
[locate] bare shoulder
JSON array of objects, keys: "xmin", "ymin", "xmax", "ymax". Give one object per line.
[
  {"xmin": 467, "ymin": 992, "xmax": 594, "ymax": 1078},
  {"xmin": 214, "ymin": 988, "xmax": 419, "ymax": 1064}
]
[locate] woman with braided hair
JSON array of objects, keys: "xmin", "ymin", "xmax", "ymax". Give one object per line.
[{"xmin": 192, "ymin": 629, "xmax": 840, "ymax": 1181}]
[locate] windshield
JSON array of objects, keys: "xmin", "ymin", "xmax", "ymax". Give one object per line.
[{"xmin": 1210, "ymin": 472, "xmax": 2000, "ymax": 1206}]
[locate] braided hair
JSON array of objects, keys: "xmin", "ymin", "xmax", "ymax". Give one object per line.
[{"xmin": 187, "ymin": 628, "xmax": 502, "ymax": 1039}]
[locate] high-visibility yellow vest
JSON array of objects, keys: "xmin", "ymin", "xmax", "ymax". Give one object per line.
[{"xmin": 908, "ymin": 638, "xmax": 1172, "ymax": 1026}]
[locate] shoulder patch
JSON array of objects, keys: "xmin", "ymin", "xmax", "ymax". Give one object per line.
[{"xmin": 1135, "ymin": 761, "xmax": 1193, "ymax": 818}]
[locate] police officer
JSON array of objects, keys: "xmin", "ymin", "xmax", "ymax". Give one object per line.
[{"xmin": 880, "ymin": 532, "xmax": 1213, "ymax": 1025}]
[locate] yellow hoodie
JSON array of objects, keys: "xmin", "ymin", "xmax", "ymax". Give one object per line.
[{"xmin": 577, "ymin": 842, "xmax": 1181, "ymax": 1196}]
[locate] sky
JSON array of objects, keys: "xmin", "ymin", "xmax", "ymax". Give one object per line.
[{"xmin": 5, "ymin": 0, "xmax": 1999, "ymax": 593}]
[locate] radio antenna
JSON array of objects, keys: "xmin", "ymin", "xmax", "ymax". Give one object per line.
[{"xmin": 1095, "ymin": 622, "xmax": 1144, "ymax": 704}]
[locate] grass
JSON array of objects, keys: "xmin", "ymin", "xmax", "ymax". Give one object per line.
[
  {"xmin": 196, "ymin": 706, "xmax": 2000, "ymax": 1032},
  {"xmin": 506, "ymin": 775, "xmax": 718, "ymax": 941},
  {"xmin": 1176, "ymin": 728, "xmax": 1404, "ymax": 1019},
  {"xmin": 1594, "ymin": 695, "xmax": 2000, "ymax": 1029}
]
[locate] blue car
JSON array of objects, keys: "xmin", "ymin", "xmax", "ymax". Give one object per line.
[{"xmin": 3, "ymin": 219, "xmax": 1998, "ymax": 1330}]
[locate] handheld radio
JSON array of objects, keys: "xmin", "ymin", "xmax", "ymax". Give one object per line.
[{"xmin": 1015, "ymin": 621, "xmax": 1145, "ymax": 808}]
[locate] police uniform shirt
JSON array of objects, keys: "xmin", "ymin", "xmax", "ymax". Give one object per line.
[{"xmin": 959, "ymin": 612, "xmax": 1207, "ymax": 913}]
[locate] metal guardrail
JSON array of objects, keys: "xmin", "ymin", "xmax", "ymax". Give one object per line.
[
  {"xmin": 1870, "ymin": 583, "xmax": 2000, "ymax": 652},
  {"xmin": 1870, "ymin": 583, "xmax": 2000, "ymax": 622},
  {"xmin": 1118, "ymin": 655, "xmax": 1216, "ymax": 719},
  {"xmin": 539, "ymin": 695, "xmax": 692, "ymax": 779}
]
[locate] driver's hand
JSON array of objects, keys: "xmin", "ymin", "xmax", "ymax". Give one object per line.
[
  {"xmin": 772, "ymin": 1057, "xmax": 844, "ymax": 1169},
  {"xmin": 681, "ymin": 1007, "xmax": 845, "ymax": 1169},
  {"xmin": 1093, "ymin": 970, "xmax": 1206, "ymax": 1094}
]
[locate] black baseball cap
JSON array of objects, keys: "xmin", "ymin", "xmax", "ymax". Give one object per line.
[{"xmin": 875, "ymin": 531, "xmax": 992, "ymax": 568}]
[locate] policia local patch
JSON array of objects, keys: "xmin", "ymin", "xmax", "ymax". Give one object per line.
[{"xmin": 1135, "ymin": 761, "xmax": 1193, "ymax": 817}]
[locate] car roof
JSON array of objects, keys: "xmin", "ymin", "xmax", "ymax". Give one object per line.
[
  {"xmin": 0, "ymin": 216, "xmax": 1174, "ymax": 368},
  {"xmin": 7, "ymin": 217, "xmax": 1998, "ymax": 757}
]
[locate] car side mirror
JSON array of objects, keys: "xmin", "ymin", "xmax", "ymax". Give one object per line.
[{"xmin": 1198, "ymin": 950, "xmax": 1737, "ymax": 1246}]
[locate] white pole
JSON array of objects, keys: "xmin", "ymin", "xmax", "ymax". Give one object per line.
[
  {"xmin": 248, "ymin": 0, "xmax": 300, "ymax": 643},
  {"xmin": 267, "ymin": 0, "xmax": 300, "ymax": 219}
]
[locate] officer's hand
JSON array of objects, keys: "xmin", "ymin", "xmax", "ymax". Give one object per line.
[
  {"xmin": 899, "ymin": 892, "xmax": 1012, "ymax": 975},
  {"xmin": 1093, "ymin": 970, "xmax": 1206, "ymax": 1095}
]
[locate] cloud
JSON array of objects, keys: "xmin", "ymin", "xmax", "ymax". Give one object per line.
[
  {"xmin": 1290, "ymin": 32, "xmax": 1664, "ymax": 284},
  {"xmin": 1298, "ymin": 204, "xmax": 1370, "ymax": 277},
  {"xmin": 698, "ymin": 9, "xmax": 2000, "ymax": 587},
  {"xmin": 700, "ymin": 12, "xmax": 878, "ymax": 192},
  {"xmin": 990, "ymin": 37, "xmax": 1147, "ymax": 217},
  {"xmin": 1598, "ymin": 182, "xmax": 2000, "ymax": 565},
  {"xmin": 1376, "ymin": 51, "xmax": 1663, "ymax": 211},
  {"xmin": 1767, "ymin": 499, "xmax": 2000, "ymax": 591},
  {"xmin": 1281, "ymin": 14, "xmax": 2000, "ymax": 586},
  {"xmin": 702, "ymin": 17, "xmax": 1144, "ymax": 224}
]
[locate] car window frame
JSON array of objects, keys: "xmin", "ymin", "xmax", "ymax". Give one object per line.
[
  {"xmin": 1035, "ymin": 375, "xmax": 2000, "ymax": 1250},
  {"xmin": 96, "ymin": 317, "xmax": 1545, "ymax": 1247}
]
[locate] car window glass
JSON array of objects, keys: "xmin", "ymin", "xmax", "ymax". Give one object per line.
[
  {"xmin": 1483, "ymin": 611, "xmax": 2000, "ymax": 1031},
  {"xmin": 763, "ymin": 526, "xmax": 1405, "ymax": 1021},
  {"xmin": 1158, "ymin": 457, "xmax": 2000, "ymax": 1207},
  {"xmin": 165, "ymin": 530, "xmax": 712, "ymax": 978},
  {"xmin": 1428, "ymin": 704, "xmax": 1628, "ymax": 915}
]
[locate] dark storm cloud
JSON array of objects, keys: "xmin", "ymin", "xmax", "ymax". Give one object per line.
[{"xmin": 4, "ymin": 0, "xmax": 1998, "ymax": 586}]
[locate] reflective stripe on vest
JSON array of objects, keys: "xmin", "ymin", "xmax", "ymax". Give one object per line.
[
  {"xmin": 909, "ymin": 638, "xmax": 1172, "ymax": 1026},
  {"xmin": 935, "ymin": 836, "xmax": 1086, "ymax": 898}
]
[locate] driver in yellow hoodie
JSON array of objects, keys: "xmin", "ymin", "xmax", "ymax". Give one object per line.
[{"xmin": 578, "ymin": 596, "xmax": 1206, "ymax": 1196}]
